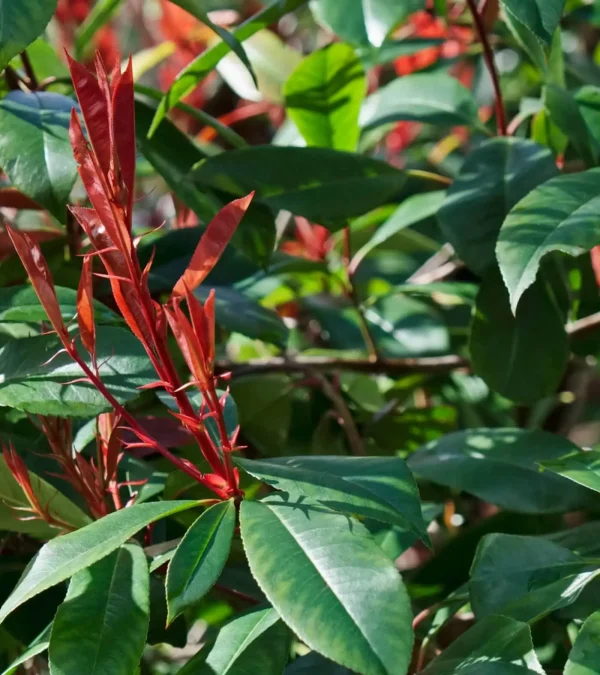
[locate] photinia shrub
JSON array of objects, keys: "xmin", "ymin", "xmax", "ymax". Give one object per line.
[{"xmin": 3, "ymin": 1, "xmax": 600, "ymax": 674}]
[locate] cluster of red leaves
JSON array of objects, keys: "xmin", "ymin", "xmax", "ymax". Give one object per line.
[{"xmin": 8, "ymin": 53, "xmax": 253, "ymax": 511}]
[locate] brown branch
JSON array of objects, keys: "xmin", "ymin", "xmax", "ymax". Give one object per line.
[
  {"xmin": 20, "ymin": 51, "xmax": 38, "ymax": 90},
  {"xmin": 567, "ymin": 311, "xmax": 600, "ymax": 339}
]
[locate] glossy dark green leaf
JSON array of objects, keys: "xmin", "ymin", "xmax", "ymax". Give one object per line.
[
  {"xmin": 360, "ymin": 72, "xmax": 483, "ymax": 131},
  {"xmin": 167, "ymin": 500, "xmax": 235, "ymax": 623},
  {"xmin": 438, "ymin": 138, "xmax": 558, "ymax": 274},
  {"xmin": 470, "ymin": 269, "xmax": 568, "ymax": 404},
  {"xmin": 0, "ymin": 500, "xmax": 199, "ymax": 623},
  {"xmin": 284, "ymin": 42, "xmax": 365, "ymax": 151},
  {"xmin": 496, "ymin": 168, "xmax": 600, "ymax": 313},
  {"xmin": 469, "ymin": 534, "xmax": 599, "ymax": 622},
  {"xmin": 0, "ymin": 326, "xmax": 156, "ymax": 417},
  {"xmin": 565, "ymin": 611, "xmax": 600, "ymax": 674},
  {"xmin": 0, "ymin": 285, "xmax": 120, "ymax": 325},
  {"xmin": 177, "ymin": 606, "xmax": 290, "ymax": 675},
  {"xmin": 0, "ymin": 91, "xmax": 78, "ymax": 221},
  {"xmin": 540, "ymin": 450, "xmax": 600, "ymax": 495},
  {"xmin": 286, "ymin": 652, "xmax": 353, "ymax": 674},
  {"xmin": 421, "ymin": 615, "xmax": 544, "ymax": 674},
  {"xmin": 0, "ymin": 0, "xmax": 57, "ymax": 71},
  {"xmin": 236, "ymin": 455, "xmax": 428, "ymax": 543},
  {"xmin": 148, "ymin": 0, "xmax": 307, "ymax": 135},
  {"xmin": 191, "ymin": 146, "xmax": 406, "ymax": 227},
  {"xmin": 575, "ymin": 85, "xmax": 600, "ymax": 148},
  {"xmin": 500, "ymin": 0, "xmax": 565, "ymax": 48},
  {"xmin": 408, "ymin": 428, "xmax": 595, "ymax": 514},
  {"xmin": 240, "ymin": 496, "xmax": 413, "ymax": 675},
  {"xmin": 310, "ymin": 0, "xmax": 425, "ymax": 48},
  {"xmin": 49, "ymin": 544, "xmax": 150, "ymax": 675}
]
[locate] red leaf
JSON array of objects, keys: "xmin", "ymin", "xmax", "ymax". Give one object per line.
[
  {"xmin": 112, "ymin": 56, "xmax": 136, "ymax": 219},
  {"xmin": 172, "ymin": 192, "xmax": 254, "ymax": 297},
  {"xmin": 186, "ymin": 287, "xmax": 215, "ymax": 370},
  {"xmin": 592, "ymin": 246, "xmax": 600, "ymax": 288},
  {"xmin": 77, "ymin": 255, "xmax": 96, "ymax": 360},
  {"xmin": 164, "ymin": 302, "xmax": 210, "ymax": 388},
  {"xmin": 6, "ymin": 224, "xmax": 68, "ymax": 341}
]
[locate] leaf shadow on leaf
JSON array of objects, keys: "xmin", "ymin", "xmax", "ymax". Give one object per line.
[{"xmin": 263, "ymin": 493, "xmax": 360, "ymax": 532}]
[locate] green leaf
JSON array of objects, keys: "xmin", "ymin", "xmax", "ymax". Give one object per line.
[
  {"xmin": 0, "ymin": 0, "xmax": 57, "ymax": 71},
  {"xmin": 408, "ymin": 428, "xmax": 596, "ymax": 514},
  {"xmin": 310, "ymin": 0, "xmax": 425, "ymax": 48},
  {"xmin": 284, "ymin": 42, "xmax": 366, "ymax": 152},
  {"xmin": 286, "ymin": 652, "xmax": 353, "ymax": 674},
  {"xmin": 352, "ymin": 191, "xmax": 446, "ymax": 270},
  {"xmin": 360, "ymin": 72, "xmax": 483, "ymax": 131},
  {"xmin": 177, "ymin": 606, "xmax": 290, "ymax": 675},
  {"xmin": 496, "ymin": 168, "xmax": 600, "ymax": 312},
  {"xmin": 470, "ymin": 269, "xmax": 568, "ymax": 403},
  {"xmin": 148, "ymin": 0, "xmax": 307, "ymax": 136},
  {"xmin": 469, "ymin": 534, "xmax": 599, "ymax": 622},
  {"xmin": 236, "ymin": 455, "xmax": 429, "ymax": 543},
  {"xmin": 191, "ymin": 146, "xmax": 406, "ymax": 227},
  {"xmin": 540, "ymin": 450, "xmax": 600, "ymax": 495},
  {"xmin": 575, "ymin": 85, "xmax": 600, "ymax": 149},
  {"xmin": 565, "ymin": 610, "xmax": 600, "ymax": 675},
  {"xmin": 167, "ymin": 500, "xmax": 235, "ymax": 624},
  {"xmin": 0, "ymin": 285, "xmax": 120, "ymax": 325},
  {"xmin": 0, "ymin": 326, "xmax": 156, "ymax": 417},
  {"xmin": 438, "ymin": 138, "xmax": 558, "ymax": 275},
  {"xmin": 48, "ymin": 544, "xmax": 150, "ymax": 675},
  {"xmin": 500, "ymin": 0, "xmax": 565, "ymax": 48},
  {"xmin": 0, "ymin": 625, "xmax": 51, "ymax": 675},
  {"xmin": 240, "ymin": 496, "xmax": 413, "ymax": 675},
  {"xmin": 421, "ymin": 615, "xmax": 544, "ymax": 674},
  {"xmin": 0, "ymin": 454, "xmax": 91, "ymax": 534},
  {"xmin": 0, "ymin": 91, "xmax": 78, "ymax": 221},
  {"xmin": 0, "ymin": 500, "xmax": 199, "ymax": 623}
]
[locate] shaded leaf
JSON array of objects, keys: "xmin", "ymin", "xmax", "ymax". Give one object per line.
[
  {"xmin": 540, "ymin": 450, "xmax": 600, "ymax": 495},
  {"xmin": 500, "ymin": 0, "xmax": 565, "ymax": 48},
  {"xmin": 0, "ymin": 625, "xmax": 51, "ymax": 675},
  {"xmin": 0, "ymin": 0, "xmax": 57, "ymax": 71},
  {"xmin": 565, "ymin": 611, "xmax": 600, "ymax": 675}
]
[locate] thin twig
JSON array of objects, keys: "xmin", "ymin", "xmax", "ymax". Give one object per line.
[
  {"xmin": 465, "ymin": 0, "xmax": 507, "ymax": 135},
  {"xmin": 20, "ymin": 51, "xmax": 38, "ymax": 89},
  {"xmin": 567, "ymin": 311, "xmax": 600, "ymax": 338}
]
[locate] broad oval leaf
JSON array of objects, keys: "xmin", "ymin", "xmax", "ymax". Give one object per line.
[
  {"xmin": 565, "ymin": 610, "xmax": 600, "ymax": 675},
  {"xmin": 0, "ymin": 91, "xmax": 78, "ymax": 221},
  {"xmin": 360, "ymin": 72, "xmax": 482, "ymax": 131},
  {"xmin": 236, "ymin": 455, "xmax": 429, "ymax": 543},
  {"xmin": 167, "ymin": 500, "xmax": 236, "ymax": 624},
  {"xmin": 0, "ymin": 500, "xmax": 199, "ymax": 624},
  {"xmin": 191, "ymin": 146, "xmax": 406, "ymax": 227},
  {"xmin": 49, "ymin": 543, "xmax": 150, "ymax": 675},
  {"xmin": 408, "ymin": 428, "xmax": 596, "ymax": 514},
  {"xmin": 439, "ymin": 138, "xmax": 558, "ymax": 275},
  {"xmin": 0, "ymin": 326, "xmax": 156, "ymax": 417},
  {"xmin": 469, "ymin": 269, "xmax": 568, "ymax": 404},
  {"xmin": 496, "ymin": 168, "xmax": 600, "ymax": 313},
  {"xmin": 240, "ymin": 496, "xmax": 413, "ymax": 675},
  {"xmin": 177, "ymin": 606, "xmax": 289, "ymax": 675},
  {"xmin": 284, "ymin": 42, "xmax": 366, "ymax": 152},
  {"xmin": 0, "ymin": 0, "xmax": 57, "ymax": 71},
  {"xmin": 469, "ymin": 534, "xmax": 599, "ymax": 622}
]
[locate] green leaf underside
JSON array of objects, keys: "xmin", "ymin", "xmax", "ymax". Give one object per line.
[
  {"xmin": 49, "ymin": 544, "xmax": 150, "ymax": 675},
  {"xmin": 167, "ymin": 500, "xmax": 236, "ymax": 623},
  {"xmin": 469, "ymin": 533, "xmax": 599, "ymax": 622},
  {"xmin": 496, "ymin": 168, "xmax": 600, "ymax": 313},
  {"xmin": 0, "ymin": 0, "xmax": 58, "ymax": 71},
  {"xmin": 540, "ymin": 450, "xmax": 600, "ymax": 495},
  {"xmin": 0, "ymin": 500, "xmax": 199, "ymax": 624},
  {"xmin": 236, "ymin": 455, "xmax": 428, "ymax": 542},
  {"xmin": 565, "ymin": 611, "xmax": 600, "ymax": 674},
  {"xmin": 176, "ymin": 606, "xmax": 289, "ymax": 675},
  {"xmin": 240, "ymin": 496, "xmax": 413, "ymax": 675}
]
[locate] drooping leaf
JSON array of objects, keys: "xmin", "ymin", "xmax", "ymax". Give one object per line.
[
  {"xmin": 48, "ymin": 544, "xmax": 150, "ymax": 675},
  {"xmin": 284, "ymin": 42, "xmax": 366, "ymax": 152},
  {"xmin": 565, "ymin": 611, "xmax": 600, "ymax": 675},
  {"xmin": 540, "ymin": 450, "xmax": 600, "ymax": 495},
  {"xmin": 469, "ymin": 268, "xmax": 568, "ymax": 404},
  {"xmin": 167, "ymin": 500, "xmax": 235, "ymax": 624},
  {"xmin": 496, "ymin": 168, "xmax": 600, "ymax": 313},
  {"xmin": 439, "ymin": 138, "xmax": 558, "ymax": 275},
  {"xmin": 0, "ymin": 500, "xmax": 199, "ymax": 623},
  {"xmin": 177, "ymin": 606, "xmax": 290, "ymax": 675},
  {"xmin": 421, "ymin": 615, "xmax": 544, "ymax": 674},
  {"xmin": 408, "ymin": 428, "xmax": 596, "ymax": 514},
  {"xmin": 240, "ymin": 496, "xmax": 413, "ymax": 675},
  {"xmin": 500, "ymin": 0, "xmax": 565, "ymax": 48},
  {"xmin": 360, "ymin": 72, "xmax": 484, "ymax": 131},
  {"xmin": 191, "ymin": 146, "xmax": 406, "ymax": 227},
  {"xmin": 0, "ymin": 91, "xmax": 78, "ymax": 221},
  {"xmin": 236, "ymin": 455, "xmax": 429, "ymax": 543},
  {"xmin": 0, "ymin": 0, "xmax": 57, "ymax": 71},
  {"xmin": 469, "ymin": 534, "xmax": 599, "ymax": 622},
  {"xmin": 0, "ymin": 326, "xmax": 156, "ymax": 417}
]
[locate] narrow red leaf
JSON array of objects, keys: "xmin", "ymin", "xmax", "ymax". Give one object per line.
[
  {"xmin": 172, "ymin": 192, "xmax": 254, "ymax": 297},
  {"xmin": 77, "ymin": 255, "xmax": 96, "ymax": 361},
  {"xmin": 112, "ymin": 56, "xmax": 136, "ymax": 219},
  {"xmin": 6, "ymin": 224, "xmax": 68, "ymax": 341},
  {"xmin": 591, "ymin": 246, "xmax": 600, "ymax": 288}
]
